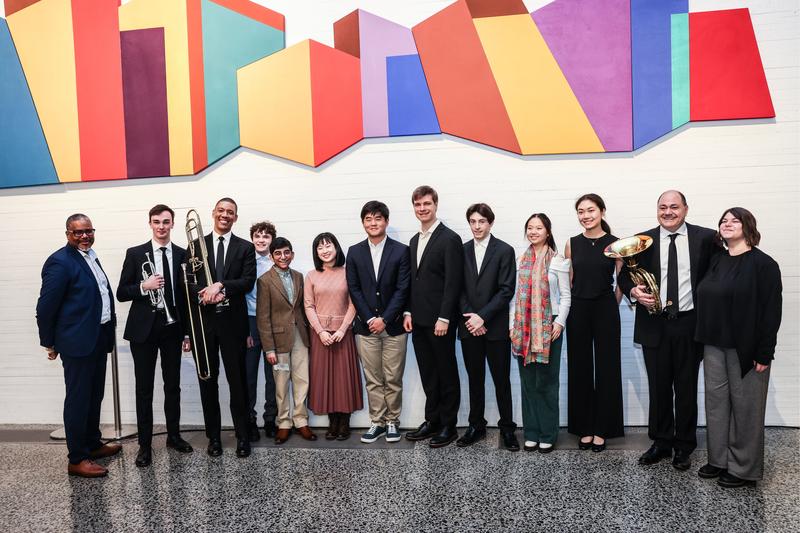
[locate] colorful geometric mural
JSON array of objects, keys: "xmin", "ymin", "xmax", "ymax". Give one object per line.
[{"xmin": 0, "ymin": 0, "xmax": 776, "ymax": 188}]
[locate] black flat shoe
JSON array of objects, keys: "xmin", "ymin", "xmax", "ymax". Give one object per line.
[
  {"xmin": 135, "ymin": 446, "xmax": 152, "ymax": 467},
  {"xmin": 501, "ymin": 431, "xmax": 520, "ymax": 452},
  {"xmin": 718, "ymin": 471, "xmax": 756, "ymax": 488},
  {"xmin": 578, "ymin": 438, "xmax": 592, "ymax": 451},
  {"xmin": 166, "ymin": 435, "xmax": 193, "ymax": 454},
  {"xmin": 235, "ymin": 439, "xmax": 251, "ymax": 458},
  {"xmin": 698, "ymin": 463, "xmax": 725, "ymax": 479},
  {"xmin": 247, "ymin": 420, "xmax": 261, "ymax": 442},
  {"xmin": 591, "ymin": 441, "xmax": 606, "ymax": 453},
  {"xmin": 429, "ymin": 427, "xmax": 458, "ymax": 448},
  {"xmin": 456, "ymin": 426, "xmax": 486, "ymax": 447},
  {"xmin": 405, "ymin": 421, "xmax": 439, "ymax": 441},
  {"xmin": 639, "ymin": 444, "xmax": 672, "ymax": 465},
  {"xmin": 263, "ymin": 423, "xmax": 277, "ymax": 439},
  {"xmin": 206, "ymin": 438, "xmax": 223, "ymax": 457}
]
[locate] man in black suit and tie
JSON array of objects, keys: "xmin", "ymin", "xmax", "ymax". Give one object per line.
[
  {"xmin": 457, "ymin": 203, "xmax": 519, "ymax": 451},
  {"xmin": 618, "ymin": 191, "xmax": 717, "ymax": 470},
  {"xmin": 403, "ymin": 185, "xmax": 464, "ymax": 448},
  {"xmin": 345, "ymin": 201, "xmax": 410, "ymax": 444},
  {"xmin": 193, "ymin": 198, "xmax": 256, "ymax": 458},
  {"xmin": 117, "ymin": 205, "xmax": 194, "ymax": 467}
]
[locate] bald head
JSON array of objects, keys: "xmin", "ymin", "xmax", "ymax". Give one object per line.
[
  {"xmin": 657, "ymin": 190, "xmax": 687, "ymax": 207},
  {"xmin": 657, "ymin": 191, "xmax": 688, "ymax": 232}
]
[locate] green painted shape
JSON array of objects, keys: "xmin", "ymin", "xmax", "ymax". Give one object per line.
[
  {"xmin": 202, "ymin": 0, "xmax": 284, "ymax": 165},
  {"xmin": 670, "ymin": 13, "xmax": 690, "ymax": 128}
]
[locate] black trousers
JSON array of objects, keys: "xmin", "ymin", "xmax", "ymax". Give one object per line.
[
  {"xmin": 197, "ymin": 326, "xmax": 250, "ymax": 441},
  {"xmin": 642, "ymin": 311, "xmax": 701, "ymax": 453},
  {"xmin": 245, "ymin": 315, "xmax": 277, "ymax": 425},
  {"xmin": 130, "ymin": 313, "xmax": 183, "ymax": 447},
  {"xmin": 566, "ymin": 295, "xmax": 624, "ymax": 438},
  {"xmin": 412, "ymin": 324, "xmax": 460, "ymax": 429},
  {"xmin": 460, "ymin": 335, "xmax": 515, "ymax": 431}
]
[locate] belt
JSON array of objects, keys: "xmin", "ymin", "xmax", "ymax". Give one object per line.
[{"xmin": 662, "ymin": 310, "xmax": 695, "ymax": 321}]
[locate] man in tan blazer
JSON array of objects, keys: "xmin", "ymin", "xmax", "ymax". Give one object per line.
[{"xmin": 256, "ymin": 237, "xmax": 316, "ymax": 444}]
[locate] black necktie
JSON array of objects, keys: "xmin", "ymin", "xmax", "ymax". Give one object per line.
[
  {"xmin": 215, "ymin": 236, "xmax": 225, "ymax": 283},
  {"xmin": 666, "ymin": 233, "xmax": 679, "ymax": 317},
  {"xmin": 160, "ymin": 246, "xmax": 174, "ymax": 311}
]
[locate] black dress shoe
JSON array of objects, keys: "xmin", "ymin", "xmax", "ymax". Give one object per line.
[
  {"xmin": 578, "ymin": 438, "xmax": 592, "ymax": 451},
  {"xmin": 405, "ymin": 421, "xmax": 439, "ymax": 441},
  {"xmin": 206, "ymin": 438, "xmax": 223, "ymax": 457},
  {"xmin": 456, "ymin": 426, "xmax": 486, "ymax": 447},
  {"xmin": 248, "ymin": 420, "xmax": 261, "ymax": 442},
  {"xmin": 235, "ymin": 439, "xmax": 251, "ymax": 458},
  {"xmin": 135, "ymin": 446, "xmax": 152, "ymax": 467},
  {"xmin": 672, "ymin": 450, "xmax": 692, "ymax": 471},
  {"xmin": 718, "ymin": 471, "xmax": 755, "ymax": 488},
  {"xmin": 429, "ymin": 427, "xmax": 458, "ymax": 448},
  {"xmin": 698, "ymin": 463, "xmax": 725, "ymax": 479},
  {"xmin": 638, "ymin": 444, "xmax": 671, "ymax": 465},
  {"xmin": 501, "ymin": 431, "xmax": 520, "ymax": 452},
  {"xmin": 591, "ymin": 442, "xmax": 606, "ymax": 453},
  {"xmin": 263, "ymin": 422, "xmax": 277, "ymax": 439},
  {"xmin": 166, "ymin": 435, "xmax": 193, "ymax": 454}
]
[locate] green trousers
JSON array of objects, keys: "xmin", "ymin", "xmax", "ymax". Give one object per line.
[{"xmin": 517, "ymin": 333, "xmax": 563, "ymax": 444}]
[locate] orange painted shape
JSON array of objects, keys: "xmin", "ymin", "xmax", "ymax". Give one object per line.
[
  {"xmin": 412, "ymin": 0, "xmax": 520, "ymax": 153},
  {"xmin": 210, "ymin": 0, "xmax": 284, "ymax": 32},
  {"xmin": 72, "ymin": 0, "xmax": 127, "ymax": 181},
  {"xmin": 187, "ymin": 0, "xmax": 207, "ymax": 173},
  {"xmin": 465, "ymin": 0, "xmax": 528, "ymax": 18},
  {"xmin": 333, "ymin": 9, "xmax": 360, "ymax": 58},
  {"xmin": 4, "ymin": 0, "xmax": 43, "ymax": 17},
  {"xmin": 309, "ymin": 40, "xmax": 363, "ymax": 166}
]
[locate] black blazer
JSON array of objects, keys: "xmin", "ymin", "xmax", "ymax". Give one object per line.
[
  {"xmin": 116, "ymin": 241, "xmax": 188, "ymax": 343},
  {"xmin": 408, "ymin": 222, "xmax": 464, "ymax": 327},
  {"xmin": 458, "ymin": 235, "xmax": 516, "ymax": 340},
  {"xmin": 618, "ymin": 223, "xmax": 718, "ymax": 350},
  {"xmin": 346, "ymin": 237, "xmax": 410, "ymax": 336}
]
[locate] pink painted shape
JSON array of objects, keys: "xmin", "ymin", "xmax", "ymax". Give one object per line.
[
  {"xmin": 357, "ymin": 10, "xmax": 418, "ymax": 138},
  {"xmin": 532, "ymin": 0, "xmax": 632, "ymax": 151}
]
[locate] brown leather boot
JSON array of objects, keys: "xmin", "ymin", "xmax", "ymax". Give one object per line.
[
  {"xmin": 325, "ymin": 413, "xmax": 338, "ymax": 440},
  {"xmin": 336, "ymin": 413, "xmax": 350, "ymax": 441}
]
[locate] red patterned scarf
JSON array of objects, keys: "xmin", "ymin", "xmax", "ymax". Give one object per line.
[{"xmin": 511, "ymin": 246, "xmax": 554, "ymax": 365}]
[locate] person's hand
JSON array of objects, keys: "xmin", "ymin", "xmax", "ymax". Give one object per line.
[
  {"xmin": 199, "ymin": 282, "xmax": 224, "ymax": 305},
  {"xmin": 472, "ymin": 326, "xmax": 487, "ymax": 336},
  {"xmin": 319, "ymin": 331, "xmax": 333, "ymax": 346},
  {"xmin": 754, "ymin": 361, "xmax": 769, "ymax": 373},
  {"xmin": 266, "ymin": 352, "xmax": 277, "ymax": 365},
  {"xmin": 142, "ymin": 274, "xmax": 164, "ymax": 291},
  {"xmin": 46, "ymin": 347, "xmax": 58, "ymax": 361},
  {"xmin": 246, "ymin": 336, "xmax": 255, "ymax": 349},
  {"xmin": 403, "ymin": 315, "xmax": 413, "ymax": 333},
  {"xmin": 182, "ymin": 338, "xmax": 192, "ymax": 352},
  {"xmin": 631, "ymin": 284, "xmax": 656, "ymax": 309},
  {"xmin": 330, "ymin": 331, "xmax": 345, "ymax": 343},
  {"xmin": 368, "ymin": 317, "xmax": 386, "ymax": 334},
  {"xmin": 552, "ymin": 323, "xmax": 563, "ymax": 340},
  {"xmin": 434, "ymin": 319, "xmax": 449, "ymax": 336},
  {"xmin": 463, "ymin": 313, "xmax": 485, "ymax": 335}
]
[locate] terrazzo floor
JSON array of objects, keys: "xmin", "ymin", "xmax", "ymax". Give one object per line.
[{"xmin": 0, "ymin": 427, "xmax": 797, "ymax": 532}]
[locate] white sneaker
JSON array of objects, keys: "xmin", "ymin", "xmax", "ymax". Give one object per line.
[
  {"xmin": 524, "ymin": 440, "xmax": 539, "ymax": 452},
  {"xmin": 386, "ymin": 422, "xmax": 401, "ymax": 442}
]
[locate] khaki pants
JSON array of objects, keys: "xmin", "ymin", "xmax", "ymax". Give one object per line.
[
  {"xmin": 356, "ymin": 331, "xmax": 407, "ymax": 425},
  {"xmin": 273, "ymin": 326, "xmax": 310, "ymax": 429}
]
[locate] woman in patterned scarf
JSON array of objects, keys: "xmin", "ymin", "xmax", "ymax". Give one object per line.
[{"xmin": 510, "ymin": 213, "xmax": 571, "ymax": 453}]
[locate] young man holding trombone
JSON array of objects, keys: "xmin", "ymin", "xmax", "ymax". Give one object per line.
[{"xmin": 117, "ymin": 204, "xmax": 193, "ymax": 468}]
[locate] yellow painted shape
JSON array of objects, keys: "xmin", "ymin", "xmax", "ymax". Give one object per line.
[
  {"xmin": 237, "ymin": 40, "xmax": 313, "ymax": 166},
  {"xmin": 474, "ymin": 14, "xmax": 604, "ymax": 154},
  {"xmin": 119, "ymin": 0, "xmax": 192, "ymax": 175},
  {"xmin": 7, "ymin": 0, "xmax": 81, "ymax": 182}
]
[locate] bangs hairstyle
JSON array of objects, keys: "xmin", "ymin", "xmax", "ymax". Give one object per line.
[
  {"xmin": 360, "ymin": 200, "xmax": 390, "ymax": 221},
  {"xmin": 717, "ymin": 207, "xmax": 761, "ymax": 247},
  {"xmin": 411, "ymin": 185, "xmax": 438, "ymax": 204},
  {"xmin": 148, "ymin": 204, "xmax": 175, "ymax": 221},
  {"xmin": 269, "ymin": 236, "xmax": 292, "ymax": 254},
  {"xmin": 524, "ymin": 213, "xmax": 557, "ymax": 251},
  {"xmin": 312, "ymin": 232, "xmax": 345, "ymax": 271},
  {"xmin": 575, "ymin": 193, "xmax": 611, "ymax": 234},
  {"xmin": 250, "ymin": 221, "xmax": 277, "ymax": 239},
  {"xmin": 466, "ymin": 203, "xmax": 495, "ymax": 224}
]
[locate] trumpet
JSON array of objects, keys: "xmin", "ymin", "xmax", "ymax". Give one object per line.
[
  {"xmin": 142, "ymin": 252, "xmax": 177, "ymax": 325},
  {"xmin": 604, "ymin": 235, "xmax": 664, "ymax": 315},
  {"xmin": 183, "ymin": 209, "xmax": 212, "ymax": 380}
]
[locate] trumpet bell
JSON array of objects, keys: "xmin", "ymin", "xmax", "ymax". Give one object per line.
[{"xmin": 603, "ymin": 235, "xmax": 653, "ymax": 259}]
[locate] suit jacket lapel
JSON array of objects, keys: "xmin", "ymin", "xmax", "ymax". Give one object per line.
[
  {"xmin": 418, "ymin": 224, "xmax": 444, "ymax": 271},
  {"xmin": 409, "ymin": 234, "xmax": 419, "ymax": 274},
  {"xmin": 464, "ymin": 240, "xmax": 478, "ymax": 280},
  {"xmin": 477, "ymin": 236, "xmax": 497, "ymax": 280},
  {"xmin": 649, "ymin": 226, "xmax": 661, "ymax": 281},
  {"xmin": 223, "ymin": 235, "xmax": 236, "ymax": 277},
  {"xmin": 268, "ymin": 268, "xmax": 292, "ymax": 304},
  {"xmin": 686, "ymin": 223, "xmax": 699, "ymax": 289},
  {"xmin": 375, "ymin": 238, "xmax": 392, "ymax": 284},
  {"xmin": 292, "ymin": 270, "xmax": 302, "ymax": 306},
  {"xmin": 205, "ymin": 234, "xmax": 216, "ymax": 280}
]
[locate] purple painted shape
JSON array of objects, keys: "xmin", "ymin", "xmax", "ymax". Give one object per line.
[
  {"xmin": 532, "ymin": 0, "xmax": 632, "ymax": 151},
  {"xmin": 120, "ymin": 28, "xmax": 170, "ymax": 178},
  {"xmin": 357, "ymin": 10, "xmax": 419, "ymax": 138}
]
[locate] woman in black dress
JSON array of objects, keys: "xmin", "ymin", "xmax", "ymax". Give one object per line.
[
  {"xmin": 565, "ymin": 193, "xmax": 624, "ymax": 451},
  {"xmin": 695, "ymin": 207, "xmax": 781, "ymax": 488}
]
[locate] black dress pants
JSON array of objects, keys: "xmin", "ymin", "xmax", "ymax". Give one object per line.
[
  {"xmin": 412, "ymin": 324, "xmax": 460, "ymax": 430},
  {"xmin": 642, "ymin": 311, "xmax": 701, "ymax": 453},
  {"xmin": 130, "ymin": 313, "xmax": 183, "ymax": 447},
  {"xmin": 460, "ymin": 335, "xmax": 515, "ymax": 431}
]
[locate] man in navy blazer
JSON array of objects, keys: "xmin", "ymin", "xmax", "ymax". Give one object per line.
[
  {"xmin": 346, "ymin": 201, "xmax": 410, "ymax": 444},
  {"xmin": 36, "ymin": 214, "xmax": 120, "ymax": 478}
]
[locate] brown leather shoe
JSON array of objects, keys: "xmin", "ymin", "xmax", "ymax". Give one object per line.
[
  {"xmin": 274, "ymin": 428, "xmax": 291, "ymax": 444},
  {"xmin": 68, "ymin": 460, "xmax": 108, "ymax": 478},
  {"xmin": 89, "ymin": 442, "xmax": 122, "ymax": 459},
  {"xmin": 296, "ymin": 425, "xmax": 317, "ymax": 441}
]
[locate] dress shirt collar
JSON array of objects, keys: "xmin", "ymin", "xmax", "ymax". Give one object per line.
[
  {"xmin": 660, "ymin": 222, "xmax": 687, "ymax": 239},
  {"xmin": 419, "ymin": 219, "xmax": 440, "ymax": 237},
  {"xmin": 369, "ymin": 235, "xmax": 387, "ymax": 250},
  {"xmin": 213, "ymin": 230, "xmax": 231, "ymax": 243},
  {"xmin": 474, "ymin": 234, "xmax": 490, "ymax": 249},
  {"xmin": 151, "ymin": 240, "xmax": 171, "ymax": 252}
]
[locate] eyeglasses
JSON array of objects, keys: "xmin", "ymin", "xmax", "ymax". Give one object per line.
[{"xmin": 68, "ymin": 229, "xmax": 96, "ymax": 236}]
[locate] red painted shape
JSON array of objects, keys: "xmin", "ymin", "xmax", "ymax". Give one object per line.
[
  {"xmin": 309, "ymin": 40, "xmax": 363, "ymax": 166},
  {"xmin": 72, "ymin": 0, "xmax": 127, "ymax": 180},
  {"xmin": 412, "ymin": 0, "xmax": 520, "ymax": 153},
  {"xmin": 333, "ymin": 9, "xmax": 361, "ymax": 58},
  {"xmin": 210, "ymin": 0, "xmax": 285, "ymax": 32},
  {"xmin": 4, "ymin": 0, "xmax": 42, "ymax": 17},
  {"xmin": 689, "ymin": 9, "xmax": 774, "ymax": 121},
  {"xmin": 187, "ymin": 0, "xmax": 208, "ymax": 173},
  {"xmin": 465, "ymin": 0, "xmax": 528, "ymax": 18}
]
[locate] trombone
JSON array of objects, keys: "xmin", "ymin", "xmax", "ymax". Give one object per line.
[
  {"xmin": 142, "ymin": 252, "xmax": 177, "ymax": 325},
  {"xmin": 183, "ymin": 209, "xmax": 212, "ymax": 380}
]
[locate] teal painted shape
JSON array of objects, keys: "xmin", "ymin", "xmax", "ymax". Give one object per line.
[
  {"xmin": 0, "ymin": 18, "xmax": 58, "ymax": 188},
  {"xmin": 670, "ymin": 13, "xmax": 690, "ymax": 128},
  {"xmin": 202, "ymin": 0, "xmax": 284, "ymax": 165}
]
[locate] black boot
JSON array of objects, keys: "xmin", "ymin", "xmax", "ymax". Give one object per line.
[
  {"xmin": 336, "ymin": 413, "xmax": 351, "ymax": 441},
  {"xmin": 325, "ymin": 413, "xmax": 338, "ymax": 440}
]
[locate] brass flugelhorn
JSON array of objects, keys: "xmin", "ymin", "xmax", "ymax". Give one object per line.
[
  {"xmin": 142, "ymin": 251, "xmax": 177, "ymax": 325},
  {"xmin": 183, "ymin": 209, "xmax": 212, "ymax": 380},
  {"xmin": 604, "ymin": 235, "xmax": 663, "ymax": 315}
]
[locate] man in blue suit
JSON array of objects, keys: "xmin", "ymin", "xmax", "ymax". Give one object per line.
[
  {"xmin": 36, "ymin": 214, "xmax": 120, "ymax": 478},
  {"xmin": 346, "ymin": 201, "xmax": 410, "ymax": 444}
]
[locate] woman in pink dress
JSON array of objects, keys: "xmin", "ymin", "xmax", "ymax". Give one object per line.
[{"xmin": 305, "ymin": 232, "xmax": 363, "ymax": 440}]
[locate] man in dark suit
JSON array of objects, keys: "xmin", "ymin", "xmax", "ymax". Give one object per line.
[
  {"xmin": 192, "ymin": 198, "xmax": 256, "ymax": 458},
  {"xmin": 403, "ymin": 185, "xmax": 464, "ymax": 448},
  {"xmin": 346, "ymin": 201, "xmax": 410, "ymax": 444},
  {"xmin": 457, "ymin": 203, "xmax": 519, "ymax": 451},
  {"xmin": 36, "ymin": 214, "xmax": 120, "ymax": 478},
  {"xmin": 116, "ymin": 204, "xmax": 194, "ymax": 467},
  {"xmin": 618, "ymin": 190, "xmax": 717, "ymax": 470}
]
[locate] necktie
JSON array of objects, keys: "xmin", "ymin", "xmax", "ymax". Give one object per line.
[
  {"xmin": 160, "ymin": 246, "xmax": 174, "ymax": 311},
  {"xmin": 215, "ymin": 236, "xmax": 225, "ymax": 283},
  {"xmin": 666, "ymin": 233, "xmax": 679, "ymax": 317}
]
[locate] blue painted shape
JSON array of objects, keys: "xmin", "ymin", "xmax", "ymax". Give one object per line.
[
  {"xmin": 0, "ymin": 18, "xmax": 58, "ymax": 188},
  {"xmin": 202, "ymin": 0, "xmax": 284, "ymax": 165},
  {"xmin": 386, "ymin": 54, "xmax": 440, "ymax": 136},
  {"xmin": 631, "ymin": 0, "xmax": 688, "ymax": 150}
]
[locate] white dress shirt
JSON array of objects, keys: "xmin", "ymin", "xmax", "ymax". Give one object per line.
[
  {"xmin": 81, "ymin": 249, "xmax": 112, "ymax": 324},
  {"xmin": 140, "ymin": 241, "xmax": 175, "ymax": 308},
  {"xmin": 369, "ymin": 236, "xmax": 387, "ymax": 281},
  {"xmin": 473, "ymin": 235, "xmax": 489, "ymax": 274},
  {"xmin": 212, "ymin": 230, "xmax": 232, "ymax": 268},
  {"xmin": 659, "ymin": 223, "xmax": 693, "ymax": 312},
  {"xmin": 415, "ymin": 219, "xmax": 440, "ymax": 267}
]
